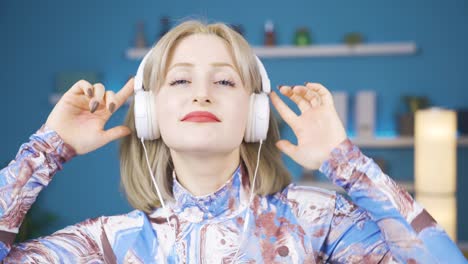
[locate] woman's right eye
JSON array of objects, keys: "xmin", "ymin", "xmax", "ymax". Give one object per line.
[{"xmin": 169, "ymin": 79, "xmax": 190, "ymax": 86}]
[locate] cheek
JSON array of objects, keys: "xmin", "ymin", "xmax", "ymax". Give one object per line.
[
  {"xmin": 223, "ymin": 97, "xmax": 250, "ymax": 135},
  {"xmin": 236, "ymin": 104, "xmax": 250, "ymax": 126},
  {"xmin": 155, "ymin": 93, "xmax": 180, "ymax": 133}
]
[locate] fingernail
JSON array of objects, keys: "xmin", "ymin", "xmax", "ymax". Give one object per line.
[
  {"xmin": 109, "ymin": 103, "xmax": 116, "ymax": 113},
  {"xmin": 90, "ymin": 101, "xmax": 99, "ymax": 113},
  {"xmin": 87, "ymin": 88, "xmax": 93, "ymax": 97}
]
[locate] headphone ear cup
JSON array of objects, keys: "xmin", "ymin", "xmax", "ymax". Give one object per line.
[
  {"xmin": 244, "ymin": 94, "xmax": 255, "ymax": 142},
  {"xmin": 134, "ymin": 90, "xmax": 160, "ymax": 140},
  {"xmin": 148, "ymin": 91, "xmax": 160, "ymax": 139},
  {"xmin": 244, "ymin": 93, "xmax": 270, "ymax": 142}
]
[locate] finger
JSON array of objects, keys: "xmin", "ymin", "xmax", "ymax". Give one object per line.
[
  {"xmin": 101, "ymin": 125, "xmax": 133, "ymax": 146},
  {"xmin": 269, "ymin": 91, "xmax": 298, "ymax": 127},
  {"xmin": 305, "ymin": 83, "xmax": 334, "ymax": 106},
  {"xmin": 68, "ymin": 80, "xmax": 94, "ymax": 97},
  {"xmin": 275, "ymin": 139, "xmax": 298, "ymax": 158},
  {"xmin": 279, "ymin": 85, "xmax": 311, "ymax": 113},
  {"xmin": 93, "ymin": 83, "xmax": 105, "ymax": 103},
  {"xmin": 293, "ymin": 85, "xmax": 322, "ymax": 108},
  {"xmin": 115, "ymin": 78, "xmax": 135, "ymax": 109},
  {"xmin": 89, "ymin": 83, "xmax": 105, "ymax": 113},
  {"xmin": 105, "ymin": 91, "xmax": 117, "ymax": 114}
]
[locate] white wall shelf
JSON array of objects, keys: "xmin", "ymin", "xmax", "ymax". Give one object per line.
[
  {"xmin": 126, "ymin": 42, "xmax": 417, "ymax": 60},
  {"xmin": 253, "ymin": 42, "xmax": 417, "ymax": 58}
]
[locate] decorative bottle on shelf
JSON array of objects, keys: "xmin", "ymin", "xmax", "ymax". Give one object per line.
[
  {"xmin": 158, "ymin": 16, "xmax": 170, "ymax": 40},
  {"xmin": 135, "ymin": 21, "xmax": 147, "ymax": 49},
  {"xmin": 355, "ymin": 91, "xmax": 376, "ymax": 138},
  {"xmin": 264, "ymin": 20, "xmax": 276, "ymax": 46},
  {"xmin": 231, "ymin": 24, "xmax": 245, "ymax": 36},
  {"xmin": 332, "ymin": 91, "xmax": 348, "ymax": 132}
]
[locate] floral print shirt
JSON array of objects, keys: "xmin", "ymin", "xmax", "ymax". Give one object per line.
[{"xmin": 0, "ymin": 124, "xmax": 466, "ymax": 263}]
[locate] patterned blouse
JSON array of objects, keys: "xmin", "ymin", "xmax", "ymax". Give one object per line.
[{"xmin": 0, "ymin": 124, "xmax": 466, "ymax": 263}]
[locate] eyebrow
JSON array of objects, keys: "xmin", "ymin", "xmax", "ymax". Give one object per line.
[{"xmin": 168, "ymin": 62, "xmax": 236, "ymax": 72}]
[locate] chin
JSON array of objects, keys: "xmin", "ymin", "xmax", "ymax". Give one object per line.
[
  {"xmin": 161, "ymin": 126, "xmax": 244, "ymax": 152},
  {"xmin": 184, "ymin": 141, "xmax": 229, "ymax": 151},
  {"xmin": 166, "ymin": 139, "xmax": 240, "ymax": 154}
]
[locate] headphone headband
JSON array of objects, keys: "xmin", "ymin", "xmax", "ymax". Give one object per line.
[{"xmin": 134, "ymin": 50, "xmax": 152, "ymax": 93}]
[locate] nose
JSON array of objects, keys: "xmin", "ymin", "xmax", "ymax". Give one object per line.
[
  {"xmin": 193, "ymin": 95, "xmax": 211, "ymax": 105},
  {"xmin": 192, "ymin": 82, "xmax": 212, "ymax": 105}
]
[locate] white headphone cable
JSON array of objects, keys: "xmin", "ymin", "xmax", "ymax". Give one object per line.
[
  {"xmin": 140, "ymin": 137, "xmax": 171, "ymax": 226},
  {"xmin": 232, "ymin": 139, "xmax": 263, "ymax": 262}
]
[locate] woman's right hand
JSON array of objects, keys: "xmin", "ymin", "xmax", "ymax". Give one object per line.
[{"xmin": 45, "ymin": 78, "xmax": 134, "ymax": 155}]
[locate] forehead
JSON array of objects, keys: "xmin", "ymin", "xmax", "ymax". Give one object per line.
[{"xmin": 168, "ymin": 34, "xmax": 235, "ymax": 66}]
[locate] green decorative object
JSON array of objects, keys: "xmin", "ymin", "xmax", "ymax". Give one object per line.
[
  {"xmin": 16, "ymin": 204, "xmax": 59, "ymax": 242},
  {"xmin": 343, "ymin": 32, "xmax": 364, "ymax": 46},
  {"xmin": 403, "ymin": 95, "xmax": 429, "ymax": 113},
  {"xmin": 294, "ymin": 27, "xmax": 312, "ymax": 46},
  {"xmin": 396, "ymin": 95, "xmax": 430, "ymax": 136}
]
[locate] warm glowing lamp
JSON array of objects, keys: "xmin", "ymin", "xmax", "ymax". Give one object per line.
[{"xmin": 415, "ymin": 108, "xmax": 457, "ymax": 241}]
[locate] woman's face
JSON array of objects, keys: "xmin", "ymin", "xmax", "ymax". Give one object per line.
[{"xmin": 156, "ymin": 34, "xmax": 250, "ymax": 154}]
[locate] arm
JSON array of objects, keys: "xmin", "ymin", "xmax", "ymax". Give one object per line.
[
  {"xmin": 268, "ymin": 82, "xmax": 466, "ymax": 262},
  {"xmin": 0, "ymin": 124, "xmax": 76, "ymax": 260},
  {"xmin": 0, "ymin": 78, "xmax": 134, "ymax": 261},
  {"xmin": 3, "ymin": 216, "xmax": 116, "ymax": 263},
  {"xmin": 320, "ymin": 139, "xmax": 467, "ymax": 263}
]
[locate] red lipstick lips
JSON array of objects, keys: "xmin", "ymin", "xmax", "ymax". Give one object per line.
[{"xmin": 181, "ymin": 111, "xmax": 221, "ymax": 122}]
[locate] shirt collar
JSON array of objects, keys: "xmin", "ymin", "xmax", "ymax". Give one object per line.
[{"xmin": 171, "ymin": 163, "xmax": 250, "ymax": 223}]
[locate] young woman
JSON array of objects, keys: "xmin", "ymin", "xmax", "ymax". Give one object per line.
[{"xmin": 0, "ymin": 20, "xmax": 465, "ymax": 263}]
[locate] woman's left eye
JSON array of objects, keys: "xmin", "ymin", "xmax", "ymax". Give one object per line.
[{"xmin": 216, "ymin": 79, "xmax": 235, "ymax": 87}]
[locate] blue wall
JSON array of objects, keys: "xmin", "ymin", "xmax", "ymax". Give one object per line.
[{"xmin": 1, "ymin": 0, "xmax": 467, "ymax": 240}]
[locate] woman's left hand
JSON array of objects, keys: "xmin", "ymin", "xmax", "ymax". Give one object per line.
[{"xmin": 269, "ymin": 83, "xmax": 347, "ymax": 170}]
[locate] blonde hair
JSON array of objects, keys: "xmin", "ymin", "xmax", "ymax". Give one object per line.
[{"xmin": 119, "ymin": 20, "xmax": 292, "ymax": 214}]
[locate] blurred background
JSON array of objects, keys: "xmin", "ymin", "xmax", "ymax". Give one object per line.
[{"xmin": 1, "ymin": 0, "xmax": 467, "ymax": 249}]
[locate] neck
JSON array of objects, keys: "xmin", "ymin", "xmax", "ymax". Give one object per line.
[{"xmin": 170, "ymin": 148, "xmax": 241, "ymax": 196}]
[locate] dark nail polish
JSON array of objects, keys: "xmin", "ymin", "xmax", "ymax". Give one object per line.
[
  {"xmin": 87, "ymin": 88, "xmax": 93, "ymax": 97},
  {"xmin": 90, "ymin": 101, "xmax": 99, "ymax": 113},
  {"xmin": 109, "ymin": 103, "xmax": 116, "ymax": 113}
]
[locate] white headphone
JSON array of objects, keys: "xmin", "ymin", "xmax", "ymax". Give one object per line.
[{"xmin": 133, "ymin": 48, "xmax": 271, "ymax": 143}]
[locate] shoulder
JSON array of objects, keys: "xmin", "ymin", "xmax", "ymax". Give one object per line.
[
  {"xmin": 98, "ymin": 210, "xmax": 147, "ymax": 247},
  {"xmin": 275, "ymin": 183, "xmax": 337, "ymax": 226},
  {"xmin": 268, "ymin": 183, "xmax": 339, "ymax": 251},
  {"xmin": 100, "ymin": 209, "xmax": 146, "ymax": 232}
]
